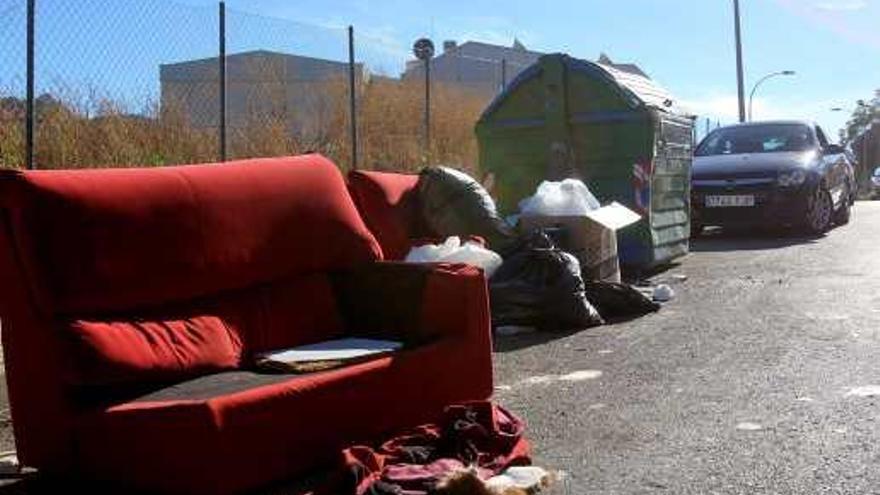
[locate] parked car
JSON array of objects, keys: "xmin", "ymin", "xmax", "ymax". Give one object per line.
[
  {"xmin": 872, "ymin": 166, "xmax": 880, "ymax": 199},
  {"xmin": 691, "ymin": 121, "xmax": 855, "ymax": 235}
]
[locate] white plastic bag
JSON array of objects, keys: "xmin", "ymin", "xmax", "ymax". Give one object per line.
[
  {"xmin": 404, "ymin": 236, "xmax": 503, "ymax": 278},
  {"xmin": 652, "ymin": 284, "xmax": 675, "ymax": 302},
  {"xmin": 518, "ymin": 178, "xmax": 601, "ymax": 216}
]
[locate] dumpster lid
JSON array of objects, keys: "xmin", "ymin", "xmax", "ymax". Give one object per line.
[
  {"xmin": 480, "ymin": 54, "xmax": 690, "ymax": 122},
  {"xmin": 592, "ymin": 61, "xmax": 682, "ymax": 114}
]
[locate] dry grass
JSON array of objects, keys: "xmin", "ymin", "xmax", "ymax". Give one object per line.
[
  {"xmin": 0, "ymin": 79, "xmax": 489, "ymax": 175},
  {"xmin": 0, "ymin": 113, "xmax": 23, "ymax": 170},
  {"xmin": 359, "ymin": 79, "xmax": 486, "ymax": 175}
]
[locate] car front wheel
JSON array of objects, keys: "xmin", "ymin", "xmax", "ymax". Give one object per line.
[
  {"xmin": 833, "ymin": 185, "xmax": 852, "ymax": 226},
  {"xmin": 804, "ymin": 185, "xmax": 833, "ymax": 235}
]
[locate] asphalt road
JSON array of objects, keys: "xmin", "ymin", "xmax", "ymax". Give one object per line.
[
  {"xmin": 0, "ymin": 202, "xmax": 878, "ymax": 494},
  {"xmin": 494, "ymin": 201, "xmax": 880, "ymax": 494}
]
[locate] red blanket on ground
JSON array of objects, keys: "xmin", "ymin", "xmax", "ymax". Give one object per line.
[{"xmin": 332, "ymin": 401, "xmax": 531, "ymax": 495}]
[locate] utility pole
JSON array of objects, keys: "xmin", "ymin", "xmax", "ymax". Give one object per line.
[{"xmin": 733, "ymin": 0, "xmax": 746, "ymax": 123}]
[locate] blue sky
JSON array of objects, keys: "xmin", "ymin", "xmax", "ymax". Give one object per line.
[{"xmin": 2, "ymin": 0, "xmax": 878, "ymax": 137}]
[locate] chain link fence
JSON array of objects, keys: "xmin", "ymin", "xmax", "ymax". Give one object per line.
[
  {"xmin": 0, "ymin": 0, "xmax": 507, "ymax": 173},
  {"xmin": 0, "ymin": 1, "xmax": 26, "ymax": 168}
]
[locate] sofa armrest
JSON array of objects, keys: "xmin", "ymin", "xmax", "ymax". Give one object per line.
[{"xmin": 331, "ymin": 262, "xmax": 492, "ymax": 348}]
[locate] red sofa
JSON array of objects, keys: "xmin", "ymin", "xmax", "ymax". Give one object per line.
[
  {"xmin": 0, "ymin": 155, "xmax": 493, "ymax": 494},
  {"xmin": 346, "ymin": 170, "xmax": 426, "ymax": 260},
  {"xmin": 346, "ymin": 169, "xmax": 489, "ymax": 261}
]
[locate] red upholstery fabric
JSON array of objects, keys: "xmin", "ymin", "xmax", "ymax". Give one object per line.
[
  {"xmin": 145, "ymin": 274, "xmax": 347, "ymax": 359},
  {"xmin": 0, "ymin": 155, "xmax": 381, "ymax": 473},
  {"xmin": 2, "ymin": 155, "xmax": 381, "ymax": 314},
  {"xmin": 67, "ymin": 316, "xmax": 243, "ymax": 387},
  {"xmin": 257, "ymin": 274, "xmax": 346, "ymax": 354},
  {"xmin": 74, "ymin": 264, "xmax": 493, "ymax": 495},
  {"xmin": 347, "ymin": 170, "xmax": 426, "ymax": 260},
  {"xmin": 0, "ymin": 210, "xmax": 74, "ymax": 470},
  {"xmin": 0, "ymin": 155, "xmax": 493, "ymax": 495}
]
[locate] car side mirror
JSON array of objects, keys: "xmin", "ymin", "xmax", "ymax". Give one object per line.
[{"xmin": 824, "ymin": 144, "xmax": 844, "ymax": 155}]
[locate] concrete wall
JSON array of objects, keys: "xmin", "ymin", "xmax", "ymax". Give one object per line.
[
  {"xmin": 403, "ymin": 42, "xmax": 541, "ymax": 98},
  {"xmin": 160, "ymin": 51, "xmax": 362, "ymax": 138}
]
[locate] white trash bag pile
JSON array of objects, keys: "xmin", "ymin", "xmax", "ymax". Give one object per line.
[
  {"xmin": 518, "ymin": 178, "xmax": 601, "ymax": 217},
  {"xmin": 404, "ymin": 236, "xmax": 503, "ymax": 278}
]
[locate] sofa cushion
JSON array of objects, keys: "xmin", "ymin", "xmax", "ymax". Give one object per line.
[
  {"xmin": 66, "ymin": 271, "xmax": 349, "ymax": 392},
  {"xmin": 74, "ymin": 339, "xmax": 492, "ymax": 495},
  {"xmin": 67, "ymin": 316, "xmax": 243, "ymax": 388},
  {"xmin": 348, "ymin": 170, "xmax": 425, "ymax": 260},
  {"xmin": 0, "ymin": 155, "xmax": 381, "ymax": 314}
]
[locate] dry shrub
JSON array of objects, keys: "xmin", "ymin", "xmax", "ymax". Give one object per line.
[
  {"xmin": 0, "ymin": 108, "xmax": 23, "ymax": 170},
  {"xmin": 0, "ymin": 77, "xmax": 490, "ymax": 176},
  {"xmin": 359, "ymin": 79, "xmax": 487, "ymax": 176}
]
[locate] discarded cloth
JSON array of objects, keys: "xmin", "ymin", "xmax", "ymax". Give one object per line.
[{"xmin": 335, "ymin": 401, "xmax": 531, "ymax": 495}]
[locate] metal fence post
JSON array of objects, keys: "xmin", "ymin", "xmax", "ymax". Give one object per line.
[
  {"xmin": 424, "ymin": 58, "xmax": 431, "ymax": 156},
  {"xmin": 218, "ymin": 1, "xmax": 227, "ymax": 162},
  {"xmin": 348, "ymin": 26, "xmax": 358, "ymax": 170},
  {"xmin": 501, "ymin": 58, "xmax": 507, "ymax": 91},
  {"xmin": 26, "ymin": 0, "xmax": 35, "ymax": 170}
]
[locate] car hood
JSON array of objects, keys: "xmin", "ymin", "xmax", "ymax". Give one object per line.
[{"xmin": 693, "ymin": 151, "xmax": 818, "ymax": 180}]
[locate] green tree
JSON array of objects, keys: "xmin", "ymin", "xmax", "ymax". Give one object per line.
[{"xmin": 843, "ymin": 90, "xmax": 880, "ymax": 143}]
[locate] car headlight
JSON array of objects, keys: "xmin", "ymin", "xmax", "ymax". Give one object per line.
[{"xmin": 778, "ymin": 169, "xmax": 807, "ymax": 187}]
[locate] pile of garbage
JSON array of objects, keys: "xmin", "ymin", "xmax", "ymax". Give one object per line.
[{"xmin": 405, "ymin": 166, "xmax": 669, "ymax": 332}]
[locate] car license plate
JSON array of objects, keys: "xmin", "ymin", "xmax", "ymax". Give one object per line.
[{"xmin": 705, "ymin": 195, "xmax": 755, "ymax": 208}]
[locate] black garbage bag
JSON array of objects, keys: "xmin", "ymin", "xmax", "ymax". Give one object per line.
[
  {"xmin": 583, "ymin": 280, "xmax": 660, "ymax": 320},
  {"xmin": 489, "ymin": 232, "xmax": 603, "ymax": 331},
  {"xmin": 418, "ymin": 166, "xmax": 515, "ymax": 252}
]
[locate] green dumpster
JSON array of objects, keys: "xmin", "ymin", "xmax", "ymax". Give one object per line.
[{"xmin": 476, "ymin": 53, "xmax": 694, "ymax": 268}]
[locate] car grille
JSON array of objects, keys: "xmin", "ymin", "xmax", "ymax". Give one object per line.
[{"xmin": 692, "ymin": 177, "xmax": 776, "ymax": 192}]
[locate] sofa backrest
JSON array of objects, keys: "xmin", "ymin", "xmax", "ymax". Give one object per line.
[
  {"xmin": 4, "ymin": 155, "xmax": 380, "ymax": 314},
  {"xmin": 0, "ymin": 154, "xmax": 380, "ymax": 469}
]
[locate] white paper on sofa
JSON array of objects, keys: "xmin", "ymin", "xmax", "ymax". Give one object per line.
[{"xmin": 257, "ymin": 338, "xmax": 403, "ymax": 365}]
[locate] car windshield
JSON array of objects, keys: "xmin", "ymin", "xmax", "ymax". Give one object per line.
[{"xmin": 696, "ymin": 124, "xmax": 816, "ymax": 156}]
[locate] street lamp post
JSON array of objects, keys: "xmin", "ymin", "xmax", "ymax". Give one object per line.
[
  {"xmin": 412, "ymin": 38, "xmax": 435, "ymax": 161},
  {"xmin": 733, "ymin": 0, "xmax": 746, "ymax": 123},
  {"xmin": 748, "ymin": 70, "xmax": 795, "ymax": 122}
]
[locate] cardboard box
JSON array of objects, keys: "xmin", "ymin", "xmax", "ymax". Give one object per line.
[{"xmin": 519, "ymin": 202, "xmax": 641, "ymax": 283}]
